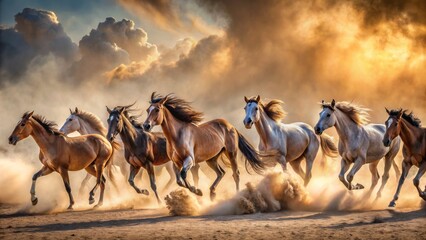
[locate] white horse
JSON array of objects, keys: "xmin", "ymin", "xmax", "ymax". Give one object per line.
[
  {"xmin": 314, "ymin": 100, "xmax": 401, "ymax": 198},
  {"xmin": 243, "ymin": 96, "xmax": 338, "ymax": 186},
  {"xmin": 59, "ymin": 108, "xmax": 176, "ymax": 193}
]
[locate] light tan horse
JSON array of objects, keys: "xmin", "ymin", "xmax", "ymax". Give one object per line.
[
  {"xmin": 243, "ymin": 96, "xmax": 338, "ymax": 186},
  {"xmin": 383, "ymin": 109, "xmax": 426, "ymax": 207},
  {"xmin": 143, "ymin": 93, "xmax": 266, "ymax": 200},
  {"xmin": 314, "ymin": 100, "xmax": 401, "ymax": 199},
  {"xmin": 8, "ymin": 111, "xmax": 115, "ymax": 209}
]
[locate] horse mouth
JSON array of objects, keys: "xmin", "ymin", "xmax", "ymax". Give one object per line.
[
  {"xmin": 244, "ymin": 123, "xmax": 253, "ymax": 129},
  {"xmin": 315, "ymin": 130, "xmax": 323, "ymax": 135},
  {"xmin": 9, "ymin": 139, "xmax": 17, "ymax": 145}
]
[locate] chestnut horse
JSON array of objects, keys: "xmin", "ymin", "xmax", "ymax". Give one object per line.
[
  {"xmin": 143, "ymin": 93, "xmax": 265, "ymax": 200},
  {"xmin": 314, "ymin": 100, "xmax": 401, "ymax": 199},
  {"xmin": 8, "ymin": 111, "xmax": 115, "ymax": 209},
  {"xmin": 384, "ymin": 109, "xmax": 426, "ymax": 207},
  {"xmin": 243, "ymin": 96, "xmax": 338, "ymax": 186}
]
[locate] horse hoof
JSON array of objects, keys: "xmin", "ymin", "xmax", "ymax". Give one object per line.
[
  {"xmin": 420, "ymin": 192, "xmax": 426, "ymax": 201},
  {"xmin": 195, "ymin": 189, "xmax": 203, "ymax": 196},
  {"xmin": 31, "ymin": 198, "xmax": 38, "ymax": 206},
  {"xmin": 177, "ymin": 181, "xmax": 185, "ymax": 187},
  {"xmin": 89, "ymin": 198, "xmax": 95, "ymax": 205},
  {"xmin": 67, "ymin": 206, "xmax": 73, "ymax": 210},
  {"xmin": 140, "ymin": 189, "xmax": 149, "ymax": 195},
  {"xmin": 388, "ymin": 201, "xmax": 396, "ymax": 208},
  {"xmin": 94, "ymin": 204, "xmax": 102, "ymax": 209},
  {"xmin": 355, "ymin": 183, "xmax": 364, "ymax": 190}
]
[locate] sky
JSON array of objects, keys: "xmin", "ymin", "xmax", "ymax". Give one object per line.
[{"xmin": 0, "ymin": 0, "xmax": 425, "ymax": 150}]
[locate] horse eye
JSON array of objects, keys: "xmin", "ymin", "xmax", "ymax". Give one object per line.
[
  {"xmin": 255, "ymin": 107, "xmax": 258, "ymax": 111},
  {"xmin": 69, "ymin": 119, "xmax": 73, "ymax": 121},
  {"xmin": 20, "ymin": 123, "xmax": 25, "ymax": 127},
  {"xmin": 326, "ymin": 114, "xmax": 331, "ymax": 117}
]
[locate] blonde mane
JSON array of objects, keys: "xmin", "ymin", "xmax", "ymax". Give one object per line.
[
  {"xmin": 247, "ymin": 97, "xmax": 287, "ymax": 122},
  {"xmin": 335, "ymin": 102, "xmax": 370, "ymax": 125},
  {"xmin": 73, "ymin": 109, "xmax": 107, "ymax": 136}
]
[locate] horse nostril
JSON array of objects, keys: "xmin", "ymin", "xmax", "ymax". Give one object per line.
[
  {"xmin": 143, "ymin": 123, "xmax": 150, "ymax": 130},
  {"xmin": 8, "ymin": 136, "xmax": 12, "ymax": 142}
]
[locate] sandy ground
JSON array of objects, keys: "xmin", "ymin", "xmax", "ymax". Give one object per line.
[{"xmin": 0, "ymin": 203, "xmax": 425, "ymax": 240}]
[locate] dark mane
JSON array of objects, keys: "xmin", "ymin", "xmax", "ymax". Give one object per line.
[
  {"xmin": 151, "ymin": 93, "xmax": 204, "ymax": 124},
  {"xmin": 247, "ymin": 97, "xmax": 286, "ymax": 122},
  {"xmin": 389, "ymin": 109, "xmax": 421, "ymax": 127},
  {"xmin": 27, "ymin": 112, "xmax": 63, "ymax": 136}
]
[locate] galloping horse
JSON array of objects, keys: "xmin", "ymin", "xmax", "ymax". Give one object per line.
[
  {"xmin": 143, "ymin": 93, "xmax": 265, "ymax": 200},
  {"xmin": 106, "ymin": 104, "xmax": 179, "ymax": 203},
  {"xmin": 59, "ymin": 107, "xmax": 123, "ymax": 194},
  {"xmin": 8, "ymin": 111, "xmax": 115, "ymax": 209},
  {"xmin": 314, "ymin": 100, "xmax": 401, "ymax": 198},
  {"xmin": 383, "ymin": 109, "xmax": 426, "ymax": 207},
  {"xmin": 243, "ymin": 96, "xmax": 338, "ymax": 186}
]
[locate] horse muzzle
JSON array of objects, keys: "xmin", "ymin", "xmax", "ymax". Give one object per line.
[
  {"xmin": 314, "ymin": 126, "xmax": 323, "ymax": 135},
  {"xmin": 143, "ymin": 122, "xmax": 152, "ymax": 132},
  {"xmin": 243, "ymin": 118, "xmax": 253, "ymax": 129},
  {"xmin": 8, "ymin": 136, "xmax": 18, "ymax": 145},
  {"xmin": 383, "ymin": 138, "xmax": 391, "ymax": 147}
]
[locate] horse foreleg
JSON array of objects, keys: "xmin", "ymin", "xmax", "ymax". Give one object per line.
[
  {"xmin": 376, "ymin": 155, "xmax": 393, "ymax": 199},
  {"xmin": 181, "ymin": 156, "xmax": 202, "ymax": 196},
  {"xmin": 146, "ymin": 163, "xmax": 161, "ymax": 204},
  {"xmin": 30, "ymin": 166, "xmax": 53, "ymax": 206},
  {"xmin": 289, "ymin": 157, "xmax": 306, "ymax": 184},
  {"xmin": 163, "ymin": 162, "xmax": 175, "ymax": 190},
  {"xmin": 59, "ymin": 169, "xmax": 74, "ymax": 210},
  {"xmin": 206, "ymin": 154, "xmax": 225, "ymax": 201},
  {"xmin": 278, "ymin": 155, "xmax": 288, "ymax": 172},
  {"xmin": 346, "ymin": 157, "xmax": 365, "ymax": 190},
  {"xmin": 128, "ymin": 165, "xmax": 148, "ymax": 195},
  {"xmin": 413, "ymin": 161, "xmax": 426, "ymax": 201},
  {"xmin": 173, "ymin": 163, "xmax": 185, "ymax": 187},
  {"xmin": 389, "ymin": 160, "xmax": 412, "ymax": 207},
  {"xmin": 93, "ymin": 163, "xmax": 106, "ymax": 208},
  {"xmin": 338, "ymin": 159, "xmax": 351, "ymax": 189},
  {"xmin": 190, "ymin": 163, "xmax": 200, "ymax": 188}
]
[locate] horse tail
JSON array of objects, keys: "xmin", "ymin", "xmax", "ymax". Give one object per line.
[
  {"xmin": 237, "ymin": 131, "xmax": 265, "ymax": 174},
  {"xmin": 319, "ymin": 134, "xmax": 338, "ymax": 158},
  {"xmin": 319, "ymin": 134, "xmax": 338, "ymax": 170}
]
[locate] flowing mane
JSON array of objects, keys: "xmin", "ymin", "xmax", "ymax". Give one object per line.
[
  {"xmin": 151, "ymin": 93, "xmax": 204, "ymax": 124},
  {"xmin": 389, "ymin": 109, "xmax": 422, "ymax": 128},
  {"xmin": 322, "ymin": 101, "xmax": 370, "ymax": 125},
  {"xmin": 247, "ymin": 97, "xmax": 287, "ymax": 122},
  {"xmin": 73, "ymin": 109, "xmax": 107, "ymax": 136},
  {"xmin": 27, "ymin": 112, "xmax": 63, "ymax": 136}
]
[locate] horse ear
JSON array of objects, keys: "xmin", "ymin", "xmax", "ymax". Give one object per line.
[
  {"xmin": 244, "ymin": 96, "xmax": 248, "ymax": 103},
  {"xmin": 69, "ymin": 108, "xmax": 73, "ymax": 114},
  {"xmin": 321, "ymin": 100, "xmax": 324, "ymax": 104},
  {"xmin": 27, "ymin": 111, "xmax": 34, "ymax": 118},
  {"xmin": 106, "ymin": 106, "xmax": 112, "ymax": 114},
  {"xmin": 75, "ymin": 107, "xmax": 79, "ymax": 113},
  {"xmin": 331, "ymin": 99, "xmax": 336, "ymax": 108},
  {"xmin": 119, "ymin": 107, "xmax": 125, "ymax": 114},
  {"xmin": 385, "ymin": 107, "xmax": 390, "ymax": 114},
  {"xmin": 397, "ymin": 109, "xmax": 403, "ymax": 119},
  {"xmin": 159, "ymin": 95, "xmax": 168, "ymax": 105},
  {"xmin": 151, "ymin": 92, "xmax": 156, "ymax": 102},
  {"xmin": 256, "ymin": 95, "xmax": 260, "ymax": 103}
]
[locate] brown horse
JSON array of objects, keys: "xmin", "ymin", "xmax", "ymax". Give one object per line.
[
  {"xmin": 143, "ymin": 93, "xmax": 265, "ymax": 200},
  {"xmin": 106, "ymin": 104, "xmax": 175, "ymax": 204},
  {"xmin": 8, "ymin": 111, "xmax": 115, "ymax": 209},
  {"xmin": 384, "ymin": 109, "xmax": 426, "ymax": 207}
]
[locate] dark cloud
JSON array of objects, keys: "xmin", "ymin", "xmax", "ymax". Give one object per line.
[{"xmin": 0, "ymin": 8, "xmax": 77, "ymax": 82}]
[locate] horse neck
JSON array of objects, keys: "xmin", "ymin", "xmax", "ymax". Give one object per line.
[
  {"xmin": 398, "ymin": 119, "xmax": 421, "ymax": 147},
  {"xmin": 120, "ymin": 114, "xmax": 146, "ymax": 151},
  {"xmin": 29, "ymin": 118, "xmax": 60, "ymax": 151},
  {"xmin": 161, "ymin": 107, "xmax": 186, "ymax": 146},
  {"xmin": 77, "ymin": 117, "xmax": 105, "ymax": 136},
  {"xmin": 255, "ymin": 107, "xmax": 277, "ymax": 146},
  {"xmin": 334, "ymin": 109, "xmax": 362, "ymax": 144}
]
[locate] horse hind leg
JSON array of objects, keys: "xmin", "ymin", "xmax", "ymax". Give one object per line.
[
  {"xmin": 224, "ymin": 149, "xmax": 239, "ymax": 191},
  {"xmin": 78, "ymin": 173, "xmax": 92, "ymax": 197},
  {"xmin": 206, "ymin": 153, "xmax": 226, "ymax": 201},
  {"xmin": 290, "ymin": 157, "xmax": 307, "ymax": 186},
  {"xmin": 30, "ymin": 166, "xmax": 53, "ymax": 206},
  {"xmin": 190, "ymin": 163, "xmax": 201, "ymax": 188},
  {"xmin": 146, "ymin": 162, "xmax": 161, "ymax": 205},
  {"xmin": 375, "ymin": 155, "xmax": 393, "ymax": 200},
  {"xmin": 128, "ymin": 164, "xmax": 149, "ymax": 195},
  {"xmin": 163, "ymin": 161, "xmax": 176, "ymax": 190},
  {"xmin": 366, "ymin": 161, "xmax": 380, "ymax": 198},
  {"xmin": 413, "ymin": 161, "xmax": 426, "ymax": 201}
]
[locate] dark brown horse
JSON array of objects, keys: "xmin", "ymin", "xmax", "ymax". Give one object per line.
[
  {"xmin": 384, "ymin": 109, "xmax": 426, "ymax": 207},
  {"xmin": 143, "ymin": 93, "xmax": 265, "ymax": 200},
  {"xmin": 106, "ymin": 104, "xmax": 179, "ymax": 204}
]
